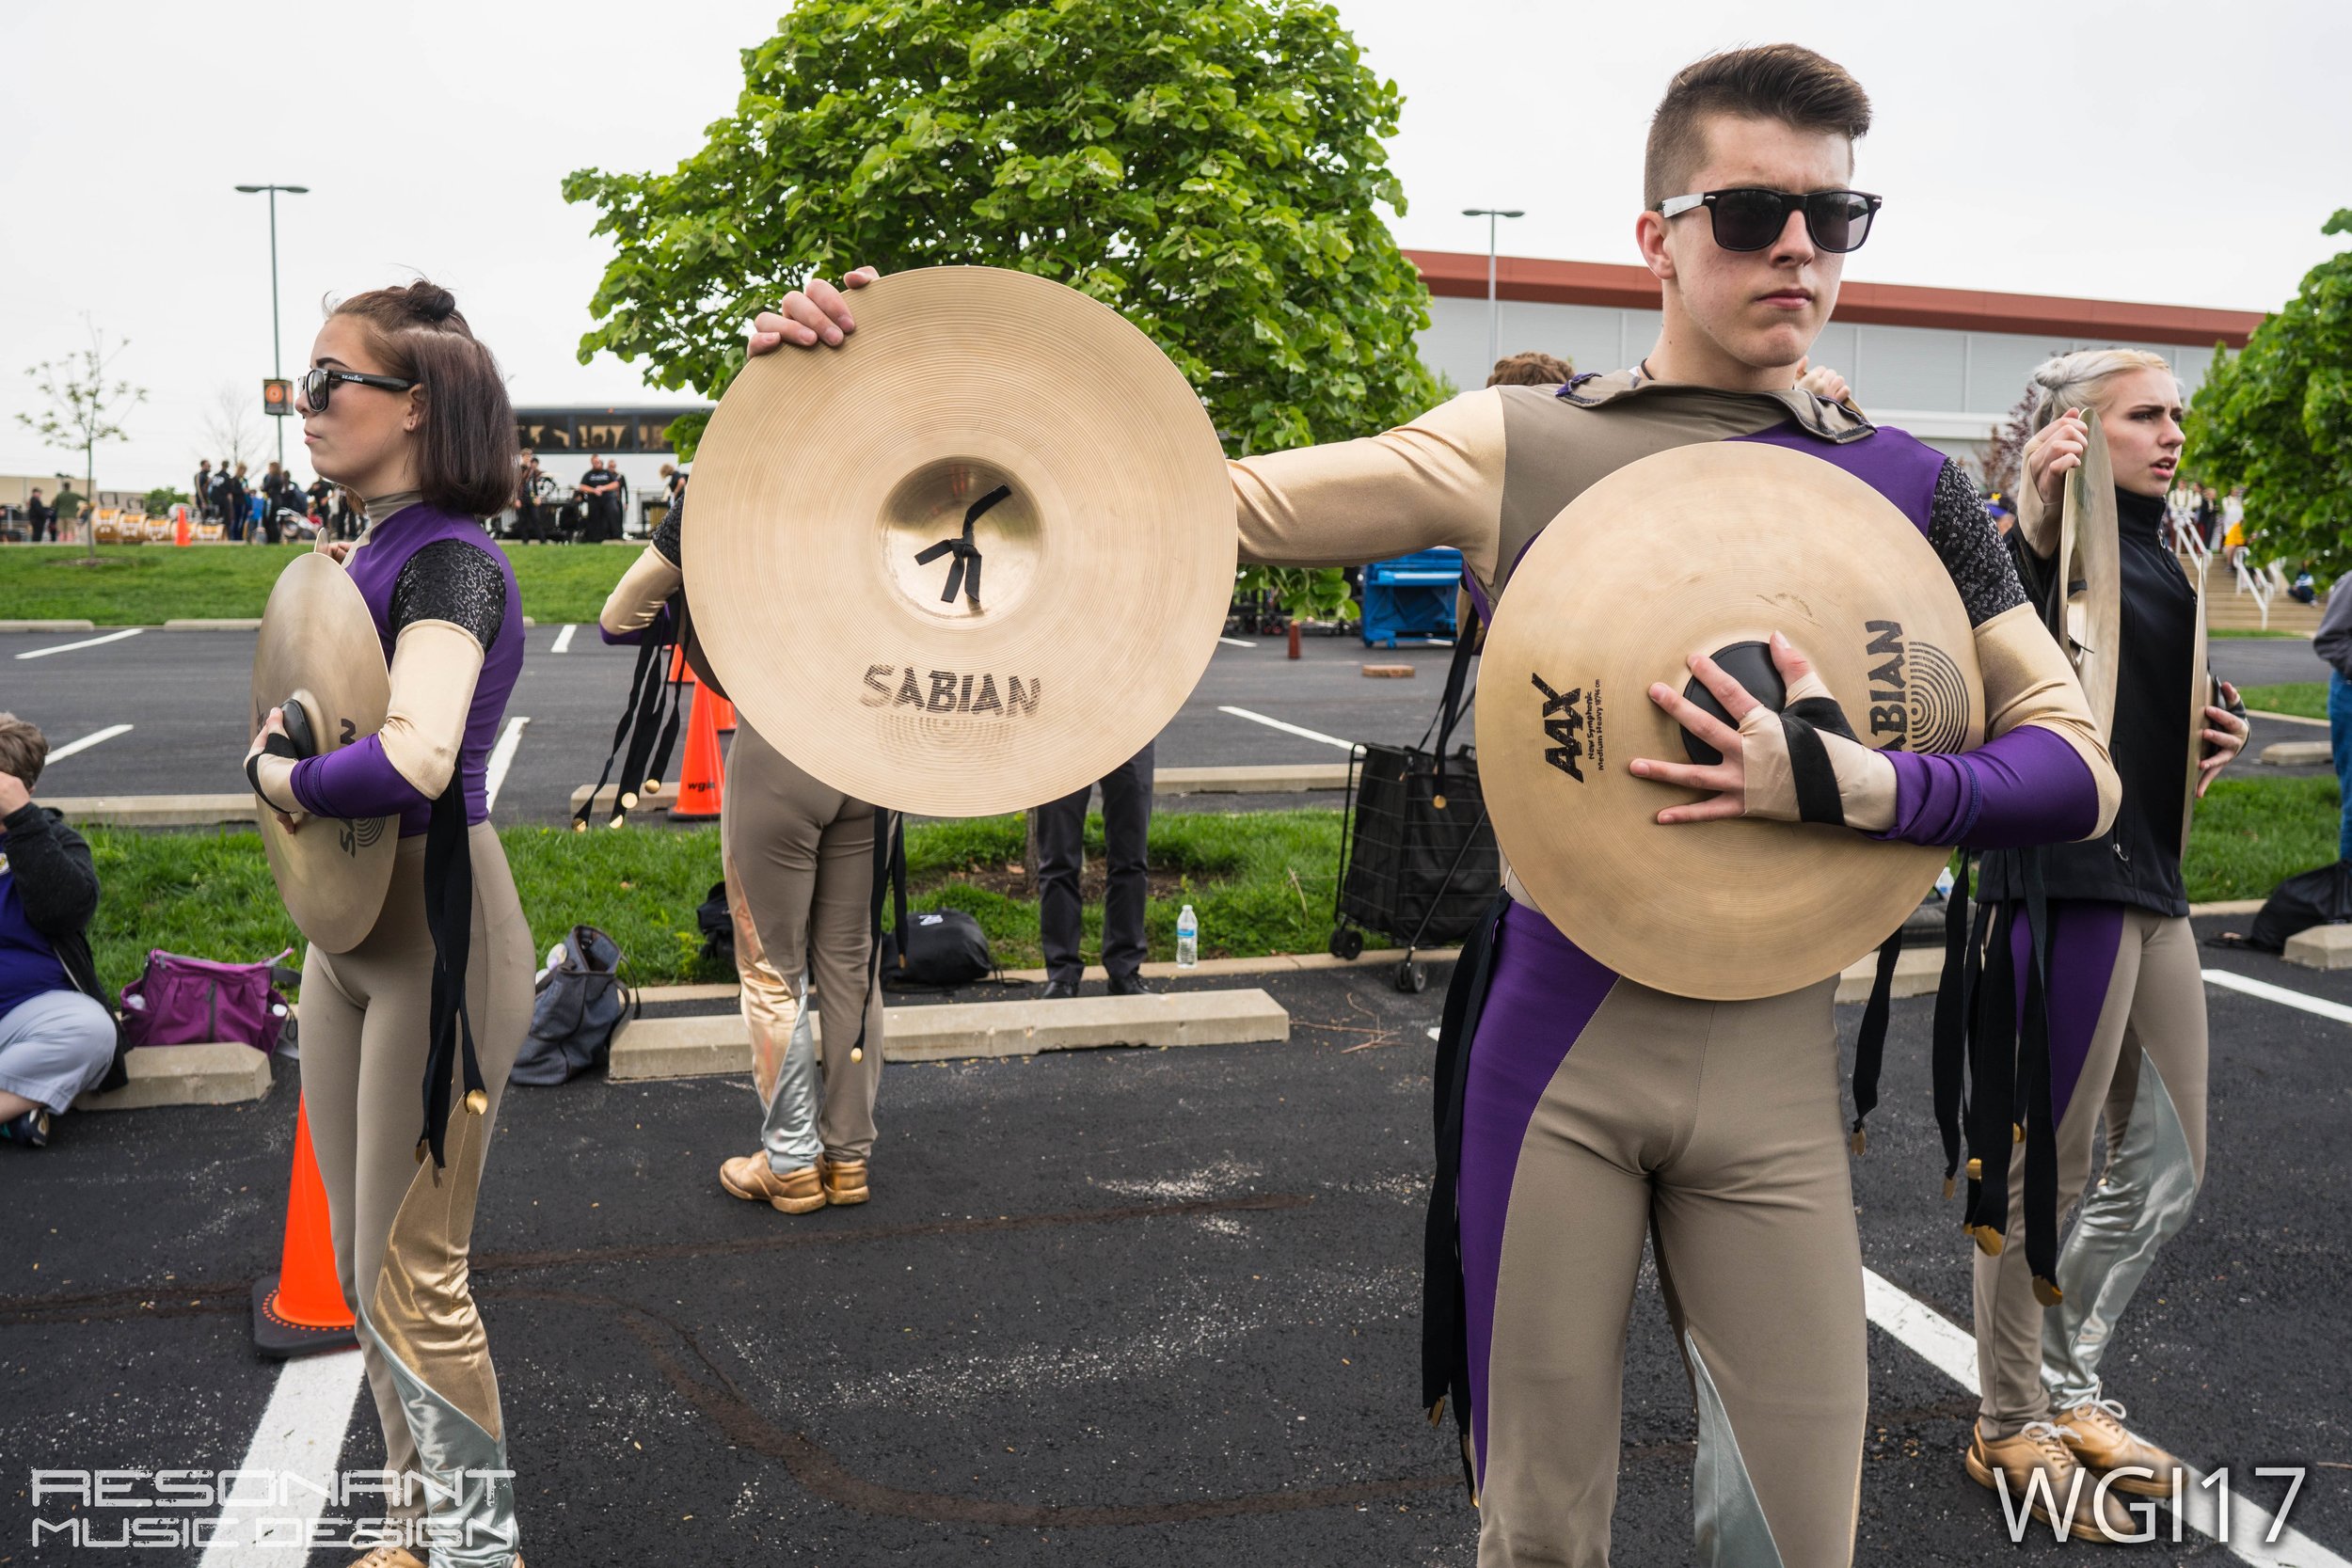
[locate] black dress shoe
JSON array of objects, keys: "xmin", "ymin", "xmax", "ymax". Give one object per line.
[
  {"xmin": 1041, "ymin": 979, "xmax": 1080, "ymax": 1000},
  {"xmin": 1106, "ymin": 974, "xmax": 1156, "ymax": 996}
]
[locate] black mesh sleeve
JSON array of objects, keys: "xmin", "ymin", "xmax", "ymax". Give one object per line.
[
  {"xmin": 1926, "ymin": 459, "xmax": 2027, "ymax": 627},
  {"xmin": 389, "ymin": 538, "xmax": 508, "ymax": 648},
  {"xmin": 651, "ymin": 490, "xmax": 683, "ymax": 566}
]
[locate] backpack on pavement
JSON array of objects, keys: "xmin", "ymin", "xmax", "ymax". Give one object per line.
[{"xmin": 511, "ymin": 925, "xmax": 637, "ymax": 1085}]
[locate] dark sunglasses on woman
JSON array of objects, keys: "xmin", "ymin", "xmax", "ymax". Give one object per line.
[
  {"xmin": 1657, "ymin": 188, "xmax": 1883, "ymax": 255},
  {"xmin": 295, "ymin": 366, "xmax": 419, "ymax": 414}
]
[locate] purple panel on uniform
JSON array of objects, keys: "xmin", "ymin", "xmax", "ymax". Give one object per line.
[
  {"xmin": 600, "ymin": 605, "xmax": 674, "ymax": 647},
  {"xmin": 1732, "ymin": 422, "xmax": 1942, "ymax": 536},
  {"xmin": 1457, "ymin": 900, "xmax": 1618, "ymax": 1485},
  {"xmin": 1879, "ymin": 728, "xmax": 2099, "ymax": 849},
  {"xmin": 2010, "ymin": 897, "xmax": 2126, "ymax": 1128}
]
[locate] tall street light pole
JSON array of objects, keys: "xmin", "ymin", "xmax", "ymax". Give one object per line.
[
  {"xmin": 235, "ymin": 183, "xmax": 310, "ymax": 472},
  {"xmin": 1461, "ymin": 207, "xmax": 1524, "ymax": 372}
]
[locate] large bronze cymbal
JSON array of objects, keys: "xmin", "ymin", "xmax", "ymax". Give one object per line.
[
  {"xmin": 683, "ymin": 266, "xmax": 1235, "ymax": 816},
  {"xmin": 251, "ymin": 552, "xmax": 396, "ymax": 954},
  {"xmin": 1476, "ymin": 442, "xmax": 1985, "ymax": 1002}
]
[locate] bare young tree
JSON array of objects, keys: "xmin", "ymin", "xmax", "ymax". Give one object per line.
[
  {"xmin": 1979, "ymin": 386, "xmax": 2039, "ymax": 506},
  {"xmin": 16, "ymin": 319, "xmax": 146, "ymax": 562},
  {"xmin": 199, "ymin": 381, "xmax": 267, "ymax": 474}
]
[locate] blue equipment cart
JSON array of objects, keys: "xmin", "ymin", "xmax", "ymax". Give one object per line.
[{"xmin": 1359, "ymin": 547, "xmax": 1462, "ymax": 647}]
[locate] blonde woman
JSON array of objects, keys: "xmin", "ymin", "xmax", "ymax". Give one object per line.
[{"xmin": 1963, "ymin": 350, "xmax": 2249, "ymax": 1529}]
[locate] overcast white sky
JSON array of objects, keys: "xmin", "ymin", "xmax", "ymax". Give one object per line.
[{"xmin": 3, "ymin": 0, "xmax": 2343, "ymax": 492}]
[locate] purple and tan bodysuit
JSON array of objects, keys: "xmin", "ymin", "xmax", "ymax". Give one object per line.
[
  {"xmin": 1230, "ymin": 372, "xmax": 2119, "ymax": 1568},
  {"xmin": 250, "ymin": 499, "xmax": 533, "ymax": 1567}
]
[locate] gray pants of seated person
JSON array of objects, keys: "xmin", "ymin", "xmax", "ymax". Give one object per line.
[
  {"xmin": 0, "ymin": 990, "xmax": 118, "ymax": 1113},
  {"xmin": 1035, "ymin": 742, "xmax": 1154, "ymax": 987}
]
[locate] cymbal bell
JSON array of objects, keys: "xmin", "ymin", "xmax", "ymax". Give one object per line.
[
  {"xmin": 682, "ymin": 266, "xmax": 1235, "ymax": 817},
  {"xmin": 2058, "ymin": 414, "xmax": 2122, "ymax": 736},
  {"xmin": 251, "ymin": 552, "xmax": 396, "ymax": 954},
  {"xmin": 1475, "ymin": 442, "xmax": 1985, "ymax": 1002}
]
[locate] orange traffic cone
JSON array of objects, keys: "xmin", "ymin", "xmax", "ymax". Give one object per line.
[
  {"xmin": 666, "ymin": 686, "xmax": 724, "ymax": 820},
  {"xmin": 172, "ymin": 504, "xmax": 191, "ymax": 547},
  {"xmin": 252, "ymin": 1094, "xmax": 358, "ymax": 1358},
  {"xmin": 711, "ymin": 691, "xmax": 738, "ymax": 733},
  {"xmin": 668, "ymin": 642, "xmax": 696, "ymax": 683}
]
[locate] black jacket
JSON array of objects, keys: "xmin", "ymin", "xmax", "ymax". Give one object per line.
[
  {"xmin": 1980, "ymin": 488, "xmax": 2211, "ymax": 915},
  {"xmin": 3, "ymin": 802, "xmax": 130, "ymax": 1092}
]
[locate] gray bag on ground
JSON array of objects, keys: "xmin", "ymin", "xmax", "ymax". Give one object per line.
[{"xmin": 512, "ymin": 924, "xmax": 635, "ymax": 1085}]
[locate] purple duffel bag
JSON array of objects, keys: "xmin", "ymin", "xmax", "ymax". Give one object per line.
[{"xmin": 120, "ymin": 947, "xmax": 294, "ymax": 1053}]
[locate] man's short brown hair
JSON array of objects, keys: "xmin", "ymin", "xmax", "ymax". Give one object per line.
[
  {"xmin": 1644, "ymin": 44, "xmax": 1872, "ymax": 210},
  {"xmin": 1486, "ymin": 351, "xmax": 1576, "ymax": 388},
  {"xmin": 0, "ymin": 713, "xmax": 49, "ymax": 792}
]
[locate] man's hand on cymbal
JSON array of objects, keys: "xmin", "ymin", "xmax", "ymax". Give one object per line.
[
  {"xmin": 750, "ymin": 267, "xmax": 881, "ymax": 354},
  {"xmin": 1629, "ymin": 632, "xmax": 1821, "ymax": 826}
]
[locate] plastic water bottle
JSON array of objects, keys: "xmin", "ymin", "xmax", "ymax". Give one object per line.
[{"xmin": 1176, "ymin": 905, "xmax": 1199, "ymax": 970}]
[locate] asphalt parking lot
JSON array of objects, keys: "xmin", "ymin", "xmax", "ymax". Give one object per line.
[
  {"xmin": 4, "ymin": 626, "xmax": 1468, "ymax": 824},
  {"xmin": 5, "ymin": 624, "xmax": 2330, "ymax": 825},
  {"xmin": 6, "ymin": 925, "xmax": 2347, "ymax": 1566}
]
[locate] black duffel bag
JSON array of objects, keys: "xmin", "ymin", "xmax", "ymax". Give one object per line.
[
  {"xmin": 880, "ymin": 816, "xmax": 994, "ymax": 989},
  {"xmin": 512, "ymin": 925, "xmax": 635, "ymax": 1085},
  {"xmin": 2242, "ymin": 860, "xmax": 2352, "ymax": 952}
]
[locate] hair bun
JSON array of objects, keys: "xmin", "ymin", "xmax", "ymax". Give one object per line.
[{"xmin": 405, "ymin": 279, "xmax": 459, "ymax": 324}]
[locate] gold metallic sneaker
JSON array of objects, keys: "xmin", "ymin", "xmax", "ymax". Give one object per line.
[
  {"xmin": 719, "ymin": 1152, "xmax": 826, "ymax": 1213},
  {"xmin": 820, "ymin": 1156, "xmax": 870, "ymax": 1206},
  {"xmin": 1965, "ymin": 1422, "xmax": 2138, "ymax": 1542},
  {"xmin": 2055, "ymin": 1398, "xmax": 2185, "ymax": 1498}
]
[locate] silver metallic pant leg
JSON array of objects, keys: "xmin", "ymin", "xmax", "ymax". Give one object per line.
[
  {"xmin": 2042, "ymin": 1047, "xmax": 2201, "ymax": 1409},
  {"xmin": 759, "ymin": 973, "xmax": 822, "ymax": 1174}
]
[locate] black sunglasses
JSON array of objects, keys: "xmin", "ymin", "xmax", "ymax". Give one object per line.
[
  {"xmin": 295, "ymin": 366, "xmax": 418, "ymax": 413},
  {"xmin": 1657, "ymin": 188, "xmax": 1883, "ymax": 255}
]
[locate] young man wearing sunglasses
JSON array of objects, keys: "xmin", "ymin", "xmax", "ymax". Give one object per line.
[{"xmin": 751, "ymin": 42, "xmax": 2117, "ymax": 1566}]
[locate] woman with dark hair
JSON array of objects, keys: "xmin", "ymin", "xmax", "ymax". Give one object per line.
[
  {"xmin": 1963, "ymin": 350, "xmax": 2249, "ymax": 1526},
  {"xmin": 243, "ymin": 279, "xmax": 531, "ymax": 1568}
]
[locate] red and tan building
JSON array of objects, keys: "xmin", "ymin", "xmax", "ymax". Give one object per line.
[{"xmin": 1407, "ymin": 249, "xmax": 2265, "ymax": 466}]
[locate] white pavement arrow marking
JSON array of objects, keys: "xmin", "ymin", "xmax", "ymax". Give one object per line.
[
  {"xmin": 2202, "ymin": 967, "xmax": 2352, "ymax": 1025},
  {"xmin": 14, "ymin": 626, "xmax": 142, "ymax": 659},
  {"xmin": 485, "ymin": 716, "xmax": 529, "ymax": 812},
  {"xmin": 1216, "ymin": 705, "xmax": 1353, "ymax": 751},
  {"xmin": 42, "ymin": 723, "xmax": 133, "ymax": 763},
  {"xmin": 550, "ymin": 623, "xmax": 576, "ymax": 654},
  {"xmin": 1861, "ymin": 1269, "xmax": 2347, "ymax": 1566},
  {"xmin": 193, "ymin": 1348, "xmax": 366, "ymax": 1567}
]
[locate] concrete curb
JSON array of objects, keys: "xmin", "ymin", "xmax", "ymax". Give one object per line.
[
  {"xmin": 0, "ymin": 620, "xmax": 96, "ymax": 632},
  {"xmin": 2247, "ymin": 708, "xmax": 2328, "ymax": 729},
  {"xmin": 164, "ymin": 618, "xmax": 263, "ymax": 630},
  {"xmin": 43, "ymin": 794, "xmax": 260, "ymax": 827},
  {"xmin": 573, "ymin": 764, "xmax": 1352, "ymax": 817},
  {"xmin": 610, "ymin": 987, "xmax": 1290, "ymax": 1079},
  {"xmin": 2260, "ymin": 740, "xmax": 2332, "ymax": 766},
  {"xmin": 2284, "ymin": 924, "xmax": 2352, "ymax": 969},
  {"xmin": 75, "ymin": 1042, "xmax": 274, "ymax": 1111}
]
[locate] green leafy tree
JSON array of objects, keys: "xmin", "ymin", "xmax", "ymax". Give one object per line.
[
  {"xmin": 16, "ymin": 320, "xmax": 146, "ymax": 564},
  {"xmin": 2185, "ymin": 210, "xmax": 2352, "ymax": 575},
  {"xmin": 565, "ymin": 0, "xmax": 1444, "ymax": 622},
  {"xmin": 142, "ymin": 485, "xmax": 192, "ymax": 515}
]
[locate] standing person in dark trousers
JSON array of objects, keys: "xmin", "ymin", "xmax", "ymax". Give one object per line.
[
  {"xmin": 307, "ymin": 475, "xmax": 332, "ymax": 531},
  {"xmin": 1033, "ymin": 743, "xmax": 1155, "ymax": 998},
  {"xmin": 193, "ymin": 460, "xmax": 215, "ymax": 529},
  {"xmin": 259, "ymin": 461, "xmax": 299, "ymax": 543},
  {"xmin": 24, "ymin": 488, "xmax": 53, "ymax": 542},
  {"xmin": 2314, "ymin": 577, "xmax": 2352, "ymax": 863},
  {"xmin": 209, "ymin": 460, "xmax": 239, "ymax": 540}
]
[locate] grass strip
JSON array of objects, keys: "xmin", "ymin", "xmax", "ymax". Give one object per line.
[
  {"xmin": 2238, "ymin": 682, "xmax": 2326, "ymax": 721},
  {"xmin": 78, "ymin": 778, "xmax": 2344, "ymax": 994},
  {"xmin": 0, "ymin": 543, "xmax": 636, "ymax": 626},
  {"xmin": 83, "ymin": 811, "xmax": 1344, "ymax": 993}
]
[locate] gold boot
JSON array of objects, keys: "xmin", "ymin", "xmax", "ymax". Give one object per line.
[
  {"xmin": 820, "ymin": 1155, "xmax": 869, "ymax": 1206},
  {"xmin": 1965, "ymin": 1422, "xmax": 2138, "ymax": 1542},
  {"xmin": 719, "ymin": 1152, "xmax": 826, "ymax": 1213},
  {"xmin": 2055, "ymin": 1398, "xmax": 2186, "ymax": 1498}
]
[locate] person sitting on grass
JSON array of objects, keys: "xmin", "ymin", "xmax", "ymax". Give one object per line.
[{"xmin": 0, "ymin": 713, "xmax": 127, "ymax": 1147}]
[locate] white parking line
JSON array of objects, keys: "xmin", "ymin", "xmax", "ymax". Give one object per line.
[
  {"xmin": 485, "ymin": 716, "xmax": 529, "ymax": 811},
  {"xmin": 14, "ymin": 626, "xmax": 142, "ymax": 660},
  {"xmin": 2204, "ymin": 968, "xmax": 2352, "ymax": 1025},
  {"xmin": 1216, "ymin": 705, "xmax": 1352, "ymax": 751},
  {"xmin": 1862, "ymin": 1268, "xmax": 2347, "ymax": 1566},
  {"xmin": 193, "ymin": 1348, "xmax": 366, "ymax": 1567},
  {"xmin": 42, "ymin": 723, "xmax": 133, "ymax": 763},
  {"xmin": 1218, "ymin": 636, "xmax": 1258, "ymax": 648},
  {"xmin": 550, "ymin": 623, "xmax": 577, "ymax": 654}
]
